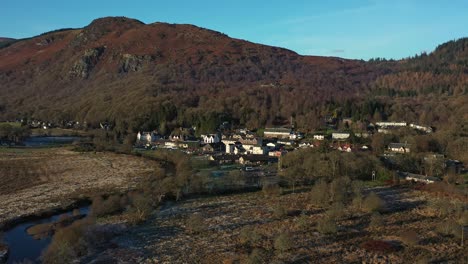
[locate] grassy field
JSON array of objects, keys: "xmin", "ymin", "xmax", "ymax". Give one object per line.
[
  {"xmin": 30, "ymin": 128, "xmax": 90, "ymax": 136},
  {"xmin": 115, "ymin": 186, "xmax": 467, "ymax": 263},
  {"xmin": 0, "ymin": 122, "xmax": 21, "ymax": 127},
  {"xmin": 0, "ymin": 147, "xmax": 160, "ymax": 227}
]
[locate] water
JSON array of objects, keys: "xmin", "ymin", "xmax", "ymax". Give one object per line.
[
  {"xmin": 23, "ymin": 136, "xmax": 82, "ymax": 147},
  {"xmin": 3, "ymin": 206, "xmax": 89, "ymax": 263}
]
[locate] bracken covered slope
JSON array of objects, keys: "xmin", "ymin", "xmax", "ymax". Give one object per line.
[{"xmin": 0, "ymin": 17, "xmax": 466, "ymax": 130}]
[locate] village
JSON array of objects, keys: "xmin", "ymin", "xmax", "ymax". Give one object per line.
[{"xmin": 131, "ymin": 117, "xmax": 465, "ymax": 185}]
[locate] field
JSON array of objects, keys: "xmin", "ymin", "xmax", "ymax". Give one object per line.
[
  {"xmin": 95, "ymin": 186, "xmax": 467, "ymax": 263},
  {"xmin": 0, "ymin": 147, "xmax": 159, "ymax": 227}
]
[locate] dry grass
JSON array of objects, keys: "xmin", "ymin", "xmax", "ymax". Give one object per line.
[
  {"xmin": 114, "ymin": 186, "xmax": 467, "ymax": 263},
  {"xmin": 0, "ymin": 147, "xmax": 159, "ymax": 226}
]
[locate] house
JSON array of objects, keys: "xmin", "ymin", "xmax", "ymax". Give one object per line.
[
  {"xmin": 332, "ymin": 132, "xmax": 350, "ymax": 140},
  {"xmin": 170, "ymin": 134, "xmax": 186, "ymax": 142},
  {"xmin": 201, "ymin": 134, "xmax": 220, "ymax": 144},
  {"xmin": 239, "ymin": 137, "xmax": 262, "ymax": 146},
  {"xmin": 269, "ymin": 150, "xmax": 287, "ymax": 157},
  {"xmin": 409, "ymin": 124, "xmax": 433, "ymax": 133},
  {"xmin": 355, "ymin": 132, "xmax": 370, "ymax": 138},
  {"xmin": 202, "ymin": 142, "xmax": 223, "ymax": 153},
  {"xmin": 209, "ymin": 154, "xmax": 241, "ymax": 164},
  {"xmin": 313, "ymin": 134, "xmax": 325, "ymax": 140},
  {"xmin": 388, "ymin": 143, "xmax": 411, "ymax": 153},
  {"xmin": 338, "ymin": 144, "xmax": 352, "ymax": 152},
  {"xmin": 250, "ymin": 145, "xmax": 268, "ymax": 155},
  {"xmin": 137, "ymin": 131, "xmax": 160, "ymax": 142},
  {"xmin": 225, "ymin": 143, "xmax": 236, "ymax": 154},
  {"xmin": 239, "ymin": 155, "xmax": 278, "ymax": 165},
  {"xmin": 299, "ymin": 142, "xmax": 314, "ymax": 148},
  {"xmin": 289, "ymin": 132, "xmax": 304, "ymax": 140},
  {"xmin": 376, "ymin": 121, "xmax": 407, "ymax": 128},
  {"xmin": 264, "ymin": 128, "xmax": 291, "ymax": 139},
  {"xmin": 342, "ymin": 117, "xmax": 353, "ymax": 125},
  {"xmin": 405, "ymin": 173, "xmax": 440, "ymax": 184}
]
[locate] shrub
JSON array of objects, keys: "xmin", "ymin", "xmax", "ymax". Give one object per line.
[
  {"xmin": 186, "ymin": 213, "xmax": 206, "ymax": 234},
  {"xmin": 436, "ymin": 219, "xmax": 460, "ymax": 237},
  {"xmin": 326, "ymin": 202, "xmax": 346, "ymax": 220},
  {"xmin": 399, "ymin": 230, "xmax": 420, "ymax": 246},
  {"xmin": 272, "ymin": 204, "xmax": 288, "ymax": 219},
  {"xmin": 90, "ymin": 195, "xmax": 124, "ymax": 218},
  {"xmin": 296, "ymin": 213, "xmax": 310, "ymax": 230},
  {"xmin": 42, "ymin": 217, "xmax": 95, "ymax": 264},
  {"xmin": 310, "ymin": 180, "xmax": 329, "ymax": 207},
  {"xmin": 124, "ymin": 193, "xmax": 153, "ymax": 225},
  {"xmin": 274, "ymin": 232, "xmax": 292, "ymax": 253},
  {"xmin": 329, "ymin": 176, "xmax": 351, "ymax": 203},
  {"xmin": 317, "ymin": 216, "xmax": 337, "ymax": 234},
  {"xmin": 239, "ymin": 226, "xmax": 261, "ymax": 246},
  {"xmin": 363, "ymin": 192, "xmax": 384, "ymax": 213},
  {"xmin": 247, "ymin": 248, "xmax": 266, "ymax": 264},
  {"xmin": 369, "ymin": 212, "xmax": 384, "ymax": 228},
  {"xmin": 262, "ymin": 184, "xmax": 282, "ymax": 197}
]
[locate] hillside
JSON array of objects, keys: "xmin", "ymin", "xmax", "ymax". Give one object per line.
[{"xmin": 0, "ymin": 17, "xmax": 466, "ymax": 132}]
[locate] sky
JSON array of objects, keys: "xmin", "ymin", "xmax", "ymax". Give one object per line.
[{"xmin": 1, "ymin": 0, "xmax": 467, "ymax": 60}]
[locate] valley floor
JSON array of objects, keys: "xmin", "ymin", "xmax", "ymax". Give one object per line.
[
  {"xmin": 0, "ymin": 147, "xmax": 158, "ymax": 228},
  {"xmin": 96, "ymin": 186, "xmax": 467, "ymax": 263}
]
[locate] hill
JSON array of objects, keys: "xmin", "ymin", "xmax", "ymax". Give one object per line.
[{"xmin": 0, "ymin": 17, "xmax": 466, "ymax": 133}]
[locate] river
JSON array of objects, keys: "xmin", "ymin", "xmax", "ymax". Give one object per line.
[
  {"xmin": 22, "ymin": 136, "xmax": 82, "ymax": 147},
  {"xmin": 3, "ymin": 206, "xmax": 89, "ymax": 263}
]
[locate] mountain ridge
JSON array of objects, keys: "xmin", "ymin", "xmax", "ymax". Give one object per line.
[{"xmin": 0, "ymin": 17, "xmax": 466, "ymax": 132}]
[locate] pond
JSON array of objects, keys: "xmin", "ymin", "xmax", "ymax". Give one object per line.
[
  {"xmin": 22, "ymin": 136, "xmax": 82, "ymax": 147},
  {"xmin": 3, "ymin": 206, "xmax": 89, "ymax": 263}
]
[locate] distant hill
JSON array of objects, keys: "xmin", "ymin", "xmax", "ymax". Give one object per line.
[
  {"xmin": 0, "ymin": 37, "xmax": 15, "ymax": 42},
  {"xmin": 0, "ymin": 17, "xmax": 466, "ymax": 132}
]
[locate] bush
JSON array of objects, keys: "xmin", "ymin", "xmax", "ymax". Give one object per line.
[
  {"xmin": 262, "ymin": 184, "xmax": 282, "ymax": 197},
  {"xmin": 310, "ymin": 180, "xmax": 329, "ymax": 207},
  {"xmin": 239, "ymin": 226, "xmax": 261, "ymax": 246},
  {"xmin": 274, "ymin": 232, "xmax": 292, "ymax": 253},
  {"xmin": 247, "ymin": 248, "xmax": 266, "ymax": 264},
  {"xmin": 317, "ymin": 216, "xmax": 337, "ymax": 234},
  {"xmin": 437, "ymin": 219, "xmax": 462, "ymax": 238},
  {"xmin": 272, "ymin": 204, "xmax": 288, "ymax": 219},
  {"xmin": 186, "ymin": 213, "xmax": 206, "ymax": 234},
  {"xmin": 90, "ymin": 195, "xmax": 124, "ymax": 218},
  {"xmin": 326, "ymin": 202, "xmax": 346, "ymax": 220},
  {"xmin": 124, "ymin": 193, "xmax": 152, "ymax": 225},
  {"xmin": 296, "ymin": 213, "xmax": 310, "ymax": 230},
  {"xmin": 329, "ymin": 176, "xmax": 351, "ymax": 203},
  {"xmin": 42, "ymin": 217, "xmax": 95, "ymax": 264},
  {"xmin": 363, "ymin": 192, "xmax": 384, "ymax": 213},
  {"xmin": 369, "ymin": 212, "xmax": 384, "ymax": 228}
]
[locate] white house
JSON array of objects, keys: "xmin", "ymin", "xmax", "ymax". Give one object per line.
[
  {"xmin": 225, "ymin": 143, "xmax": 236, "ymax": 154},
  {"xmin": 332, "ymin": 132, "xmax": 350, "ymax": 140},
  {"xmin": 409, "ymin": 124, "xmax": 433, "ymax": 133},
  {"xmin": 376, "ymin": 121, "xmax": 407, "ymax": 128},
  {"xmin": 313, "ymin": 134, "xmax": 325, "ymax": 140},
  {"xmin": 137, "ymin": 131, "xmax": 160, "ymax": 142},
  {"xmin": 264, "ymin": 128, "xmax": 291, "ymax": 139},
  {"xmin": 388, "ymin": 143, "xmax": 411, "ymax": 153},
  {"xmin": 202, "ymin": 134, "xmax": 220, "ymax": 144}
]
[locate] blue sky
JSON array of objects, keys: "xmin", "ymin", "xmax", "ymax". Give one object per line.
[{"xmin": 1, "ymin": 0, "xmax": 467, "ymax": 60}]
